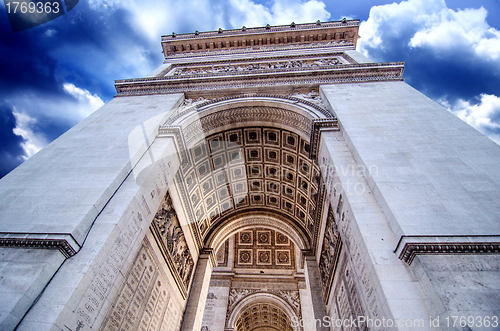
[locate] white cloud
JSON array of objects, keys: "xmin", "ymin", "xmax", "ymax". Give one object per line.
[
  {"xmin": 5, "ymin": 83, "xmax": 104, "ymax": 161},
  {"xmin": 409, "ymin": 6, "xmax": 500, "ymax": 61},
  {"xmin": 43, "ymin": 28, "xmax": 56, "ymax": 37},
  {"xmin": 12, "ymin": 111, "xmax": 46, "ymax": 159},
  {"xmin": 452, "ymin": 94, "xmax": 500, "ymax": 144},
  {"xmin": 358, "ymin": 0, "xmax": 446, "ymax": 57},
  {"xmin": 81, "ymin": 0, "xmax": 330, "ymax": 81},
  {"xmin": 269, "ymin": 0, "xmax": 330, "ymax": 25},
  {"xmin": 63, "ymin": 83, "xmax": 104, "ymax": 117},
  {"xmin": 88, "ymin": 0, "xmax": 330, "ymax": 44},
  {"xmin": 357, "ymin": 0, "xmax": 500, "ymax": 144},
  {"xmin": 358, "ymin": 0, "xmax": 500, "ymax": 64}
]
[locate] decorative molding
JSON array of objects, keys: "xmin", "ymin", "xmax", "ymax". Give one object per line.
[
  {"xmin": 161, "ymin": 42, "xmax": 354, "ymax": 59},
  {"xmin": 397, "ymin": 237, "xmax": 500, "ymax": 265},
  {"xmin": 226, "ymin": 288, "xmax": 301, "ymax": 323},
  {"xmin": 0, "ymin": 237, "xmax": 78, "ymax": 258},
  {"xmin": 193, "ymin": 93, "xmax": 331, "ymax": 117},
  {"xmin": 163, "ymin": 26, "xmax": 358, "ymax": 56},
  {"xmin": 157, "ymin": 125, "xmax": 191, "ymax": 167},
  {"xmin": 114, "ymin": 62, "xmax": 404, "ymax": 96},
  {"xmin": 310, "ymin": 118, "xmax": 339, "ymax": 161},
  {"xmin": 215, "ymin": 240, "xmax": 229, "ymax": 267},
  {"xmin": 171, "ymin": 57, "xmax": 344, "ymax": 77},
  {"xmin": 163, "ymin": 20, "xmax": 359, "ymax": 42},
  {"xmin": 182, "ymin": 108, "xmax": 312, "ymax": 145}
]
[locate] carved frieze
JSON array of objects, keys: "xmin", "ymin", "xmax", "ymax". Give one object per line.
[
  {"xmin": 318, "ymin": 207, "xmax": 342, "ymax": 303},
  {"xmin": 114, "ymin": 62, "xmax": 404, "ymax": 97},
  {"xmin": 150, "ymin": 192, "xmax": 194, "ymax": 297},
  {"xmin": 171, "ymin": 57, "xmax": 343, "ymax": 77}
]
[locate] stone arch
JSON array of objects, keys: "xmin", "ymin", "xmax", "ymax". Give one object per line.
[
  {"xmin": 206, "ymin": 214, "xmax": 309, "ymax": 253},
  {"xmin": 206, "ymin": 214, "xmax": 308, "ymax": 270},
  {"xmin": 164, "ymin": 94, "xmax": 333, "ymax": 259},
  {"xmin": 227, "ymin": 292, "xmax": 300, "ymax": 331},
  {"xmin": 168, "ymin": 94, "xmax": 331, "ymax": 149}
]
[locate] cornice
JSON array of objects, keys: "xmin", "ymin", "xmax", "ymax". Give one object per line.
[
  {"xmin": 162, "ymin": 20, "xmax": 360, "ymax": 56},
  {"xmin": 310, "ymin": 118, "xmax": 339, "ymax": 161},
  {"xmin": 395, "ymin": 235, "xmax": 500, "ymax": 265},
  {"xmin": 162, "ymin": 40, "xmax": 354, "ymax": 59},
  {"xmin": 162, "ymin": 47, "xmax": 354, "ymax": 64},
  {"xmin": 0, "ymin": 233, "xmax": 80, "ymax": 258},
  {"xmin": 163, "ymin": 20, "xmax": 359, "ymax": 41},
  {"xmin": 115, "ymin": 62, "xmax": 404, "ymax": 97}
]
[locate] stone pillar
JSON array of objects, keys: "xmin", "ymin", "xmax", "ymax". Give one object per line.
[
  {"xmin": 299, "ymin": 283, "xmax": 316, "ymax": 331},
  {"xmin": 304, "ymin": 256, "xmax": 329, "ymax": 331},
  {"xmin": 181, "ymin": 250, "xmax": 215, "ymax": 331},
  {"xmin": 200, "ymin": 276, "xmax": 231, "ymax": 331}
]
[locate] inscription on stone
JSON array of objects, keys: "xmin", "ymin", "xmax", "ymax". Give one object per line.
[
  {"xmin": 100, "ymin": 239, "xmax": 177, "ymax": 331},
  {"xmin": 72, "ymin": 210, "xmax": 144, "ymax": 329}
]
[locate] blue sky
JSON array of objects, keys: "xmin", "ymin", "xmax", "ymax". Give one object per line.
[{"xmin": 0, "ymin": 0, "xmax": 499, "ymax": 178}]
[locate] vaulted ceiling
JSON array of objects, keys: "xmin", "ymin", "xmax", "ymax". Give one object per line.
[{"xmin": 178, "ymin": 126, "xmax": 326, "ymax": 252}]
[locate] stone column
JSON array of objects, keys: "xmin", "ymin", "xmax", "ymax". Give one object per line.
[
  {"xmin": 299, "ymin": 281, "xmax": 315, "ymax": 331},
  {"xmin": 303, "ymin": 256, "xmax": 329, "ymax": 331},
  {"xmin": 181, "ymin": 250, "xmax": 215, "ymax": 331},
  {"xmin": 200, "ymin": 276, "xmax": 232, "ymax": 331}
]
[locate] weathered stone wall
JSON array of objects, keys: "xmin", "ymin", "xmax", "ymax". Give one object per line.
[
  {"xmin": 2, "ymin": 93, "xmax": 189, "ymax": 330},
  {"xmin": 319, "ymin": 78, "xmax": 500, "ymax": 328}
]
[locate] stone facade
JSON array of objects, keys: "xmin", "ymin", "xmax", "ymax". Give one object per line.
[{"xmin": 0, "ymin": 19, "xmax": 499, "ymax": 331}]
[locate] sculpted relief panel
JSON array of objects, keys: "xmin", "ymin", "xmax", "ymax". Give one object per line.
[
  {"xmin": 150, "ymin": 191, "xmax": 194, "ymax": 297},
  {"xmin": 330, "ymin": 252, "xmax": 368, "ymax": 331},
  {"xmin": 171, "ymin": 57, "xmax": 344, "ymax": 77},
  {"xmin": 318, "ymin": 207, "xmax": 342, "ymax": 302},
  {"xmin": 319, "ymin": 206, "xmax": 369, "ymax": 330}
]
